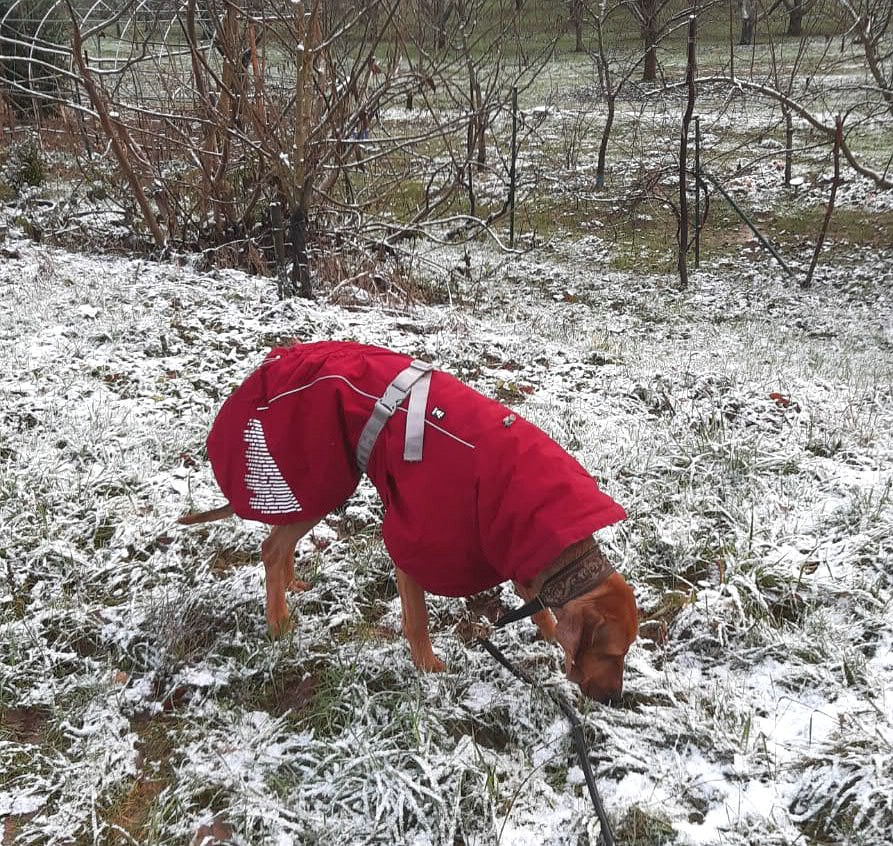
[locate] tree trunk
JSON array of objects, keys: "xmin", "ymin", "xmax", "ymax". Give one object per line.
[
  {"xmin": 289, "ymin": 205, "xmax": 312, "ymax": 299},
  {"xmin": 459, "ymin": 23, "xmax": 486, "ymax": 170},
  {"xmin": 570, "ymin": 1, "xmax": 584, "ymax": 52},
  {"xmin": 787, "ymin": 0, "xmax": 803, "ymax": 37},
  {"xmin": 640, "ymin": 1, "xmax": 658, "ymax": 81},
  {"xmin": 435, "ymin": 1, "xmax": 452, "ymax": 50},
  {"xmin": 783, "ymin": 108, "xmax": 793, "ymax": 186},
  {"xmin": 739, "ymin": 0, "xmax": 754, "ymax": 45},
  {"xmin": 803, "ymin": 116, "xmax": 842, "ymax": 288},
  {"xmin": 473, "ymin": 75, "xmax": 486, "ymax": 168},
  {"xmin": 596, "ymin": 92, "xmax": 615, "ymax": 189},
  {"xmin": 643, "ymin": 22, "xmax": 657, "ymax": 80},
  {"xmin": 594, "ymin": 14, "xmax": 615, "ymax": 188}
]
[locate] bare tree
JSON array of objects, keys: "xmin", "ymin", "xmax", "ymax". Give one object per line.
[
  {"xmin": 1, "ymin": 0, "xmax": 553, "ymax": 289},
  {"xmin": 696, "ymin": 0, "xmax": 893, "ymax": 190},
  {"xmin": 677, "ymin": 15, "xmax": 697, "ymax": 287},
  {"xmin": 637, "ymin": 0, "xmax": 661, "ymax": 80},
  {"xmin": 837, "ymin": 0, "xmax": 893, "ymax": 117},
  {"xmin": 633, "ymin": 0, "xmax": 696, "ymax": 82},
  {"xmin": 590, "ymin": 0, "xmax": 656, "ymax": 186},
  {"xmin": 784, "ymin": 0, "xmax": 807, "ymax": 35},
  {"xmin": 764, "ymin": 0, "xmax": 819, "ymax": 36}
]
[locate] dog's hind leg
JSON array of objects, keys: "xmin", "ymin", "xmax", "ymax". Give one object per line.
[
  {"xmin": 395, "ymin": 568, "xmax": 445, "ymax": 672},
  {"xmin": 261, "ymin": 519, "xmax": 321, "ymax": 637}
]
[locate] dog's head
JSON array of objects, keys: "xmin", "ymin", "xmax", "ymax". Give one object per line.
[{"xmin": 553, "ymin": 572, "xmax": 638, "ymax": 704}]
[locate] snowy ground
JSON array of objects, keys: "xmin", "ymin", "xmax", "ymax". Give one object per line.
[{"xmin": 1, "ymin": 215, "xmax": 891, "ymax": 845}]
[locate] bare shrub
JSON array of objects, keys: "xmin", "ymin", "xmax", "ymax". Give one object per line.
[{"xmin": 0, "ymin": 0, "xmax": 551, "ymax": 293}]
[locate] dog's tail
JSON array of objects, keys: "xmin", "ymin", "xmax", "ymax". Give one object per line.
[{"xmin": 178, "ymin": 503, "xmax": 234, "ymax": 525}]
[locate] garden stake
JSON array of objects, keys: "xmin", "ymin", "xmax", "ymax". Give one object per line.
[
  {"xmin": 694, "ymin": 115, "xmax": 701, "ymax": 268},
  {"xmin": 509, "ymin": 86, "xmax": 519, "ymax": 249},
  {"xmin": 477, "ymin": 636, "xmax": 617, "ymax": 846},
  {"xmin": 701, "ymin": 171, "xmax": 794, "ymax": 276}
]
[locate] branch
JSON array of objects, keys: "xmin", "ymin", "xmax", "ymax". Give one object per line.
[
  {"xmin": 803, "ymin": 116, "xmax": 843, "ymax": 288},
  {"xmin": 686, "ymin": 75, "xmax": 893, "ymax": 189},
  {"xmin": 64, "ymin": 1, "xmax": 165, "ymax": 247}
]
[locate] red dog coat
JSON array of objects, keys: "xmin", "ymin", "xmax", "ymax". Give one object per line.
[{"xmin": 207, "ymin": 341, "xmax": 626, "ymax": 595}]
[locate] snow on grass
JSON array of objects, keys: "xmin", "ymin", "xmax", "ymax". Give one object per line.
[{"xmin": 1, "ymin": 220, "xmax": 891, "ymax": 846}]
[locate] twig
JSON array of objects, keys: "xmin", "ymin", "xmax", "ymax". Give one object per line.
[
  {"xmin": 65, "ymin": 1, "xmax": 165, "ymax": 248},
  {"xmin": 803, "ymin": 116, "xmax": 843, "ymax": 289}
]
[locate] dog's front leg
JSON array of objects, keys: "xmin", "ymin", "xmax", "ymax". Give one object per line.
[
  {"xmin": 261, "ymin": 519, "xmax": 321, "ymax": 636},
  {"xmin": 395, "ymin": 568, "xmax": 445, "ymax": 672},
  {"xmin": 513, "ymin": 580, "xmax": 558, "ymax": 642}
]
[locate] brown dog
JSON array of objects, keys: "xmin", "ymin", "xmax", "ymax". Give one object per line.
[
  {"xmin": 179, "ymin": 508, "xmax": 637, "ymax": 703},
  {"xmin": 180, "ymin": 341, "xmax": 638, "ymax": 703}
]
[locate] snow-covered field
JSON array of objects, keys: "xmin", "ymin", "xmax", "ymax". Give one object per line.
[{"xmin": 1, "ymin": 218, "xmax": 891, "ymax": 844}]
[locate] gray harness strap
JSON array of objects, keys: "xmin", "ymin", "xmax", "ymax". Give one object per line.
[{"xmin": 356, "ymin": 359, "xmax": 434, "ymax": 473}]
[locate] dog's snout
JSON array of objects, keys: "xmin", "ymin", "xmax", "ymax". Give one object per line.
[{"xmin": 582, "ymin": 679, "xmax": 623, "ymax": 705}]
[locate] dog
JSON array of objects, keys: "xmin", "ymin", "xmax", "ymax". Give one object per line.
[{"xmin": 180, "ymin": 341, "xmax": 637, "ymax": 703}]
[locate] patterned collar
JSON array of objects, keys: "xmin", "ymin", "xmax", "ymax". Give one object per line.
[{"xmin": 494, "ymin": 544, "xmax": 615, "ymax": 628}]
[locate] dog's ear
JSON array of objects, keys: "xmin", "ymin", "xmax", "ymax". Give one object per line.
[{"xmin": 555, "ymin": 607, "xmax": 604, "ymax": 674}]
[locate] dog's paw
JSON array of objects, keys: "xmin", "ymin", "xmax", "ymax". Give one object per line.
[
  {"xmin": 267, "ymin": 616, "xmax": 294, "ymax": 638},
  {"xmin": 414, "ymin": 653, "xmax": 446, "ymax": 673},
  {"xmin": 287, "ymin": 579, "xmax": 312, "ymax": 593}
]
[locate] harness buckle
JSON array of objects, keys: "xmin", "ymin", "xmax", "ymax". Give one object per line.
[
  {"xmin": 374, "ymin": 396, "xmax": 399, "ymax": 418},
  {"xmin": 356, "ymin": 358, "xmax": 435, "ymax": 473}
]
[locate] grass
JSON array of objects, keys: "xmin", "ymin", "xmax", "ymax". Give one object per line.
[
  {"xmin": 77, "ymin": 716, "xmax": 179, "ymax": 846},
  {"xmin": 77, "ymin": 0, "xmax": 859, "ymax": 69},
  {"xmin": 615, "ymin": 805, "xmax": 678, "ymax": 845},
  {"xmin": 519, "ymin": 189, "xmax": 893, "ymax": 273},
  {"xmin": 3, "ymin": 228, "xmax": 892, "ymax": 843},
  {"xmin": 790, "ymin": 719, "xmax": 893, "ymax": 845}
]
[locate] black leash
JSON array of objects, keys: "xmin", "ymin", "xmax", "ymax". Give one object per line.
[{"xmin": 477, "ymin": 636, "xmax": 617, "ymax": 846}]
